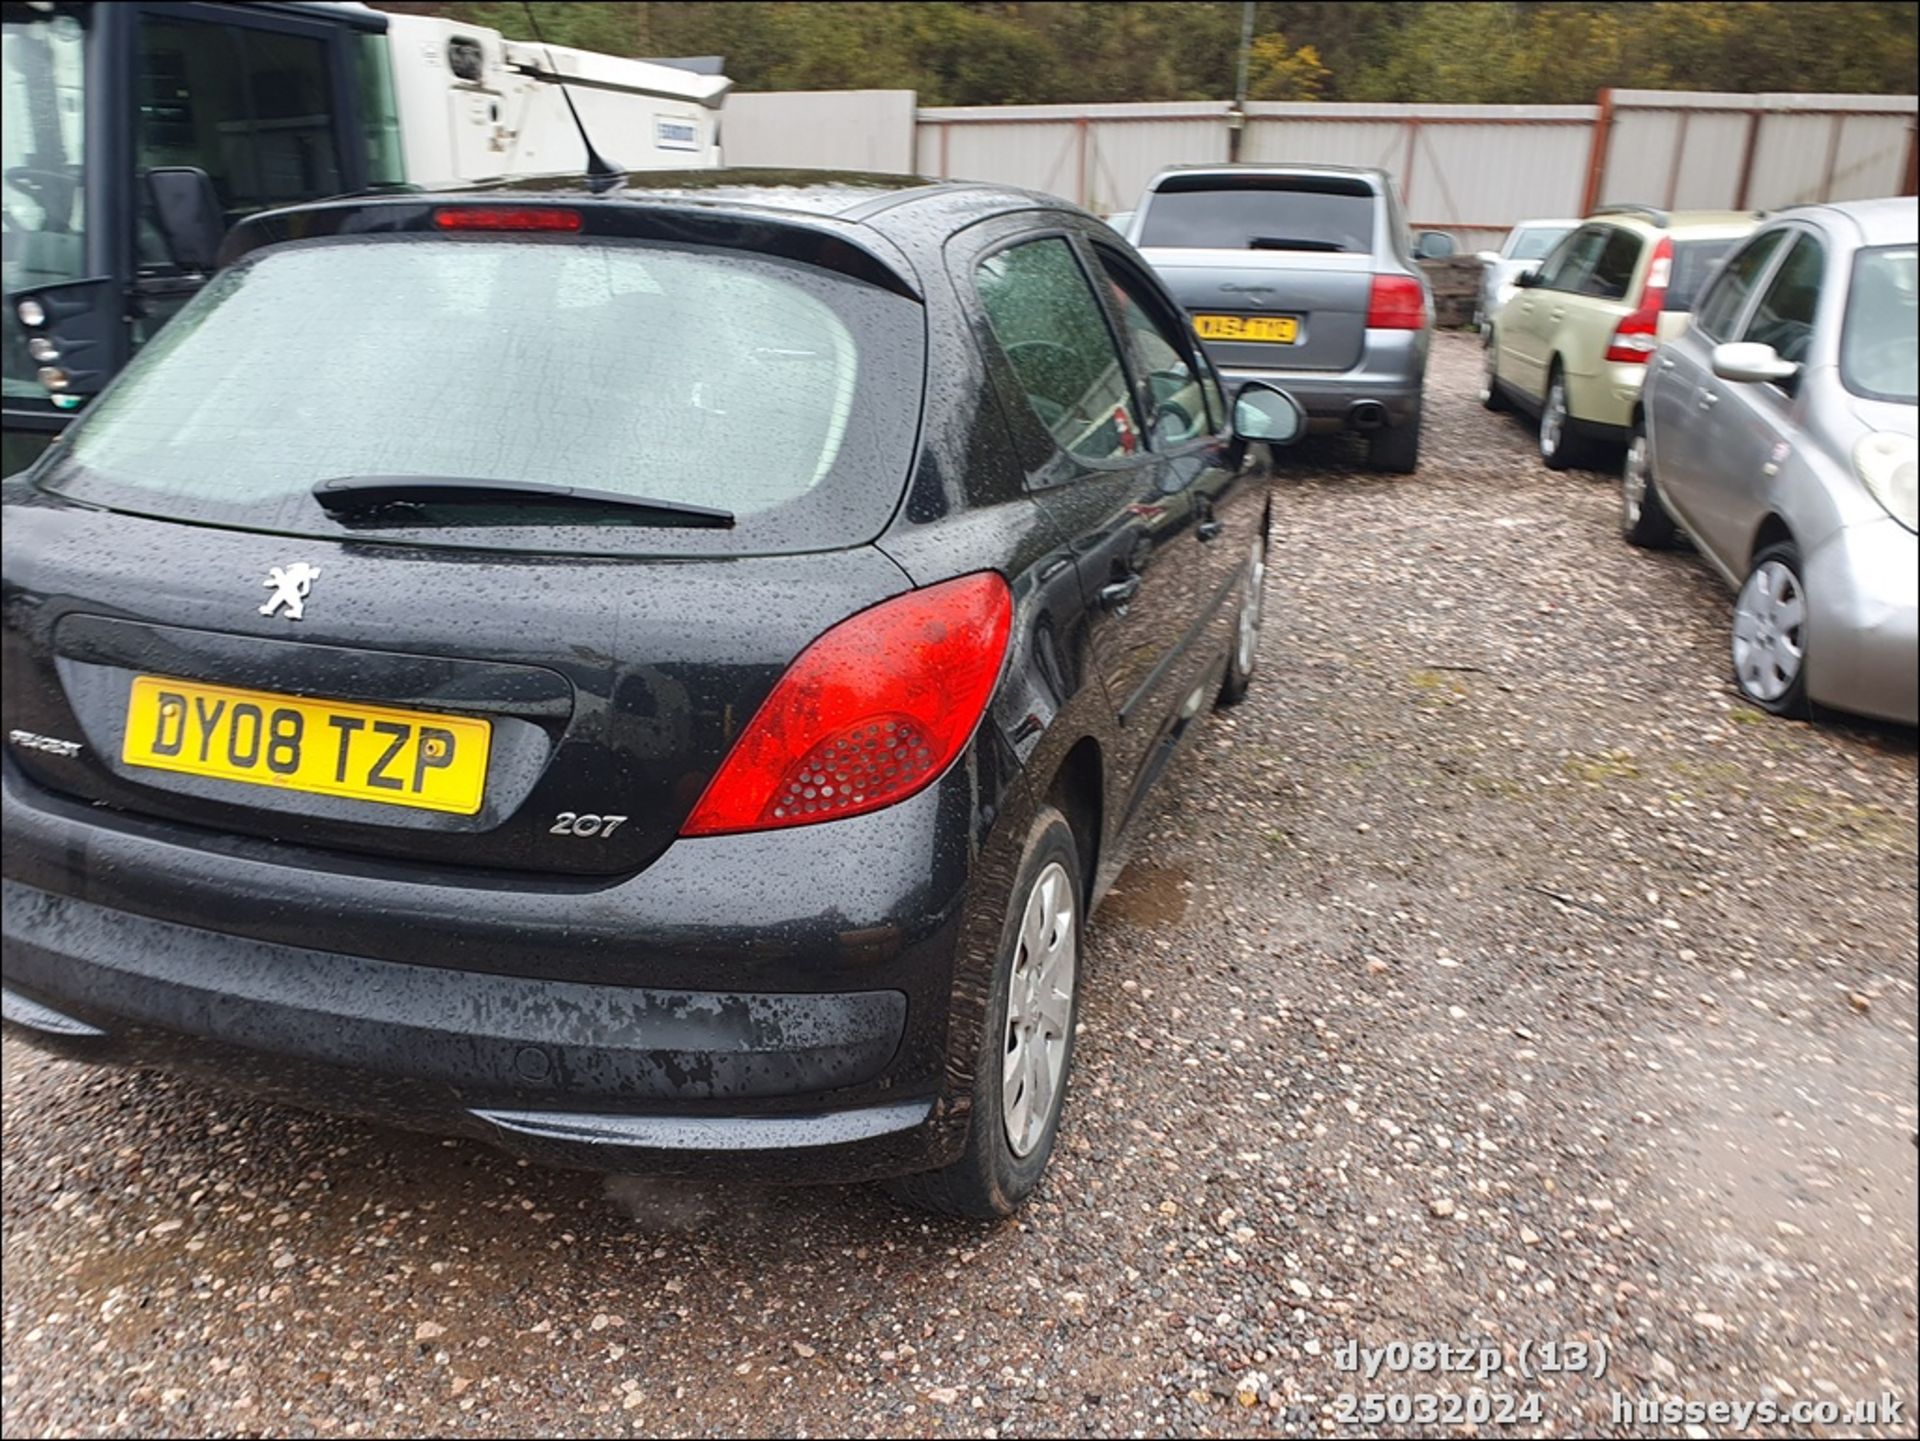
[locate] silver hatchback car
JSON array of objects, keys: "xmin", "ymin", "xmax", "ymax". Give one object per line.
[
  {"xmin": 1624, "ymin": 197, "xmax": 1917, "ymax": 724},
  {"xmin": 1126, "ymin": 165, "xmax": 1455, "ymax": 473}
]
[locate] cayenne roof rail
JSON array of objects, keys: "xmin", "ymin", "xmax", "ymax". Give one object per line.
[{"xmin": 1591, "ymin": 203, "xmax": 1670, "ymax": 226}]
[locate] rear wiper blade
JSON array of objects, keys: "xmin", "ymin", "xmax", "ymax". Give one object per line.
[
  {"xmin": 1248, "ymin": 236, "xmax": 1346, "ymax": 252},
  {"xmin": 311, "ymin": 475, "xmax": 735, "ymax": 528}
]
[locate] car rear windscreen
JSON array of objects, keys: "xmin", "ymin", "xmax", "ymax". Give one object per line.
[
  {"xmin": 36, "ymin": 236, "xmax": 925, "ymax": 556},
  {"xmin": 1664, "ymin": 239, "xmax": 1739, "ymax": 313},
  {"xmin": 1137, "ymin": 174, "xmax": 1377, "ymax": 253}
]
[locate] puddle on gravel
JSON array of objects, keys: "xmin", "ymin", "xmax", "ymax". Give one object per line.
[
  {"xmin": 1639, "ymin": 1028, "xmax": 1918, "ymax": 1313},
  {"xmin": 1103, "ymin": 862, "xmax": 1191, "ymax": 928}
]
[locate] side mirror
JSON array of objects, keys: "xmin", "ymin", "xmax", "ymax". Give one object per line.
[
  {"xmin": 1232, "ymin": 382, "xmax": 1305, "ymax": 446},
  {"xmin": 145, "ymin": 166, "xmax": 226, "ymax": 272},
  {"xmin": 1513, "ymin": 269, "xmax": 1540, "ymax": 289},
  {"xmin": 1414, "ymin": 230, "xmax": 1457, "ymax": 260},
  {"xmin": 1710, "ymin": 341, "xmax": 1799, "ymax": 385}
]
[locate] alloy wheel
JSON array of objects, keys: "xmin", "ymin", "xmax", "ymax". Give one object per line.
[{"xmin": 1001, "ymin": 860, "xmax": 1076, "ymax": 1159}]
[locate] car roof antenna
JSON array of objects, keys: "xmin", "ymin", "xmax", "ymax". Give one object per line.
[{"xmin": 521, "ymin": 1, "xmax": 624, "ymax": 194}]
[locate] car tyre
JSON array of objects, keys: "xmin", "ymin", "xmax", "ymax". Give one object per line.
[
  {"xmin": 1621, "ymin": 418, "xmax": 1677, "ymax": 549},
  {"xmin": 886, "ymin": 807, "xmax": 1083, "ymax": 1218},
  {"xmin": 1217, "ymin": 530, "xmax": 1268, "ymax": 707},
  {"xmin": 1731, "ymin": 541, "xmax": 1812, "ymax": 720},
  {"xmin": 1538, "ymin": 362, "xmax": 1590, "ymax": 471},
  {"xmin": 1479, "ymin": 334, "xmax": 1511, "ymax": 412},
  {"xmin": 1366, "ymin": 403, "xmax": 1421, "ymax": 474}
]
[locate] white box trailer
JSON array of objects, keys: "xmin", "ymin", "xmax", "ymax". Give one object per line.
[
  {"xmin": 1, "ymin": 0, "xmax": 730, "ymax": 474},
  {"xmin": 378, "ymin": 10, "xmax": 729, "ymax": 186}
]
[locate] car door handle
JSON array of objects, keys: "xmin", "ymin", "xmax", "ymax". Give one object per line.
[
  {"xmin": 1098, "ymin": 574, "xmax": 1143, "ymax": 610},
  {"xmin": 1697, "ymin": 390, "xmax": 1719, "ymax": 409},
  {"xmin": 1196, "ymin": 515, "xmax": 1224, "ymax": 542},
  {"xmin": 1658, "ymin": 357, "xmax": 1676, "ymax": 371},
  {"xmin": 1549, "ymin": 308, "xmax": 1565, "ymax": 321}
]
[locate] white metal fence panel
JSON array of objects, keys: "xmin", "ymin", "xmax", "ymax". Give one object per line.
[
  {"xmin": 723, "ymin": 90, "xmax": 917, "ymax": 174},
  {"xmin": 1827, "ymin": 115, "xmax": 1910, "ymax": 201},
  {"xmin": 1245, "ymin": 104, "xmax": 1594, "ymax": 230},
  {"xmin": 724, "ymin": 87, "xmax": 1915, "ymax": 238},
  {"xmin": 916, "ymin": 103, "xmax": 1228, "ymax": 214},
  {"xmin": 1602, "ymin": 91, "xmax": 1915, "ymax": 212},
  {"xmin": 1082, "ymin": 113, "xmax": 1230, "ymax": 216},
  {"xmin": 918, "ymin": 117, "xmax": 1081, "ymax": 198},
  {"xmin": 1242, "ymin": 117, "xmax": 1402, "ymax": 171},
  {"xmin": 1413, "ymin": 117, "xmax": 1592, "ymax": 227},
  {"xmin": 1755, "ymin": 112, "xmax": 1847, "ymax": 208},
  {"xmin": 1670, "ymin": 112, "xmax": 1753, "ymax": 207}
]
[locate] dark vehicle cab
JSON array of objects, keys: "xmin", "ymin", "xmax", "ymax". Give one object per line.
[{"xmin": 1, "ymin": 170, "xmax": 1301, "ymax": 1216}]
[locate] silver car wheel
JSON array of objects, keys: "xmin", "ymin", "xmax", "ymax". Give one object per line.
[
  {"xmin": 1622, "ymin": 431, "xmax": 1650, "ymax": 527},
  {"xmin": 1236, "ymin": 536, "xmax": 1266, "ymax": 676},
  {"xmin": 1732, "ymin": 560, "xmax": 1806, "ymax": 703},
  {"xmin": 1001, "ymin": 859, "xmax": 1076, "ymax": 1159},
  {"xmin": 1540, "ymin": 377, "xmax": 1567, "ymax": 459}
]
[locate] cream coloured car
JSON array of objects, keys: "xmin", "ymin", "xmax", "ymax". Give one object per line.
[{"xmin": 1481, "ymin": 205, "xmax": 1756, "ymax": 468}]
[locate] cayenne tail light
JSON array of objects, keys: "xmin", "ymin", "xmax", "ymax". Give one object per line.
[
  {"xmin": 1366, "ymin": 274, "xmax": 1427, "ymax": 330},
  {"xmin": 681, "ymin": 572, "xmax": 1013, "ymax": 836},
  {"xmin": 1606, "ymin": 235, "xmax": 1671, "ymax": 363}
]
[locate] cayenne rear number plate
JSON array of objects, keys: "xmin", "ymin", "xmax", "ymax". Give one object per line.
[
  {"xmin": 122, "ymin": 676, "xmax": 491, "ymax": 815},
  {"xmin": 1191, "ymin": 313, "xmax": 1300, "ymax": 344}
]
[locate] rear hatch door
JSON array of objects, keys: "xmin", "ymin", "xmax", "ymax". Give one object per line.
[
  {"xmin": 3, "ymin": 497, "xmax": 910, "ymax": 878},
  {"xmin": 2, "ymin": 211, "xmax": 926, "ymax": 877},
  {"xmin": 1134, "ymin": 171, "xmax": 1381, "ymax": 372}
]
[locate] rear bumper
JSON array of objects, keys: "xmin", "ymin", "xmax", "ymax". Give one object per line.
[
  {"xmin": 1215, "ymin": 327, "xmax": 1429, "ymax": 431},
  {"xmin": 1567, "ymin": 360, "xmax": 1645, "ymax": 436},
  {"xmin": 1, "ymin": 881, "xmax": 937, "ymax": 1177},
  {"xmin": 0, "ymin": 757, "xmax": 1006, "ymax": 1181}
]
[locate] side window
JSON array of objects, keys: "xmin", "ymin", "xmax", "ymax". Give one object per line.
[
  {"xmin": 976, "ymin": 238, "xmax": 1140, "ymax": 464},
  {"xmin": 1194, "ymin": 345, "xmax": 1229, "ymax": 436},
  {"xmin": 136, "ymin": 17, "xmax": 344, "ymax": 228},
  {"xmin": 1093, "ymin": 250, "xmax": 1210, "ymax": 447},
  {"xmin": 1581, "ymin": 228, "xmax": 1643, "ymax": 301},
  {"xmin": 1692, "ymin": 230, "xmax": 1789, "ymax": 341},
  {"xmin": 1536, "ymin": 226, "xmax": 1606, "ymax": 292},
  {"xmin": 1740, "ymin": 233, "xmax": 1824, "ymax": 366}
]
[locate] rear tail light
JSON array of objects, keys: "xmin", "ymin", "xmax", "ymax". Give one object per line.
[
  {"xmin": 681, "ymin": 572, "xmax": 1013, "ymax": 836},
  {"xmin": 433, "ymin": 206, "xmax": 582, "ymax": 232},
  {"xmin": 1606, "ymin": 236, "xmax": 1671, "ymax": 363},
  {"xmin": 1366, "ymin": 274, "xmax": 1428, "ymax": 330}
]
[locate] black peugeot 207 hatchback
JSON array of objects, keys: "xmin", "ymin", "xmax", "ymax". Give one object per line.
[{"xmin": 1, "ymin": 170, "xmax": 1301, "ymax": 1216}]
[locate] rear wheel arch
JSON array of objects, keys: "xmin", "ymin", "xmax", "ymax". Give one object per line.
[{"xmin": 1042, "ymin": 736, "xmax": 1103, "ymax": 902}]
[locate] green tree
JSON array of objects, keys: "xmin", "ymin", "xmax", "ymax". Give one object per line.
[{"xmin": 1244, "ymin": 32, "xmax": 1330, "ymax": 101}]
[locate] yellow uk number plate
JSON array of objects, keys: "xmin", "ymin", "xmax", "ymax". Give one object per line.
[
  {"xmin": 122, "ymin": 676, "xmax": 491, "ymax": 815},
  {"xmin": 1191, "ymin": 313, "xmax": 1300, "ymax": 344}
]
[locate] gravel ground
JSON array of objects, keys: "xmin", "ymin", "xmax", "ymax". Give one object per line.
[{"xmin": 4, "ymin": 331, "xmax": 1915, "ymax": 1438}]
